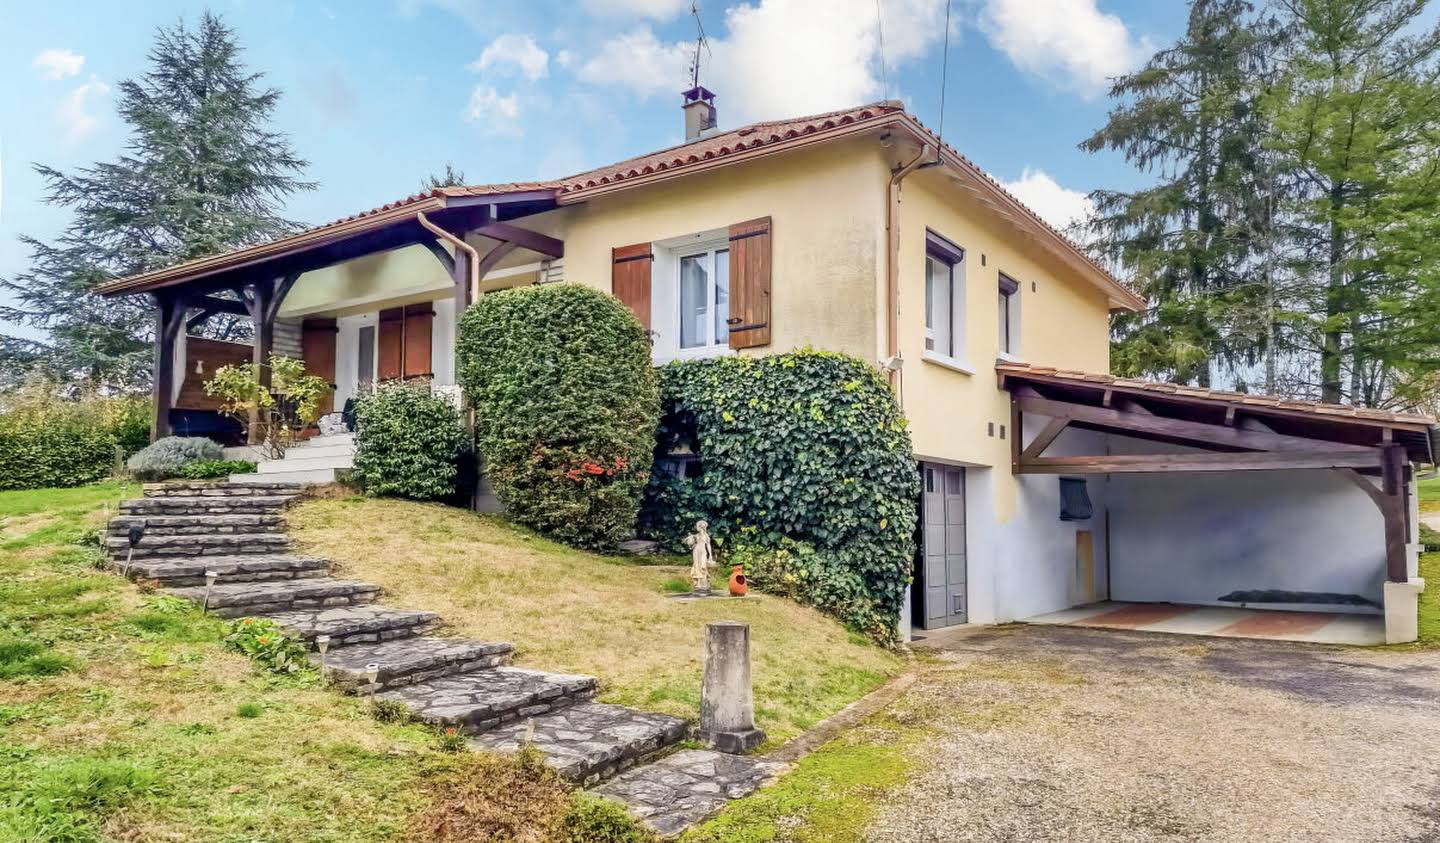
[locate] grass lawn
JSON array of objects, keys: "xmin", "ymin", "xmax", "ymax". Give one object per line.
[
  {"xmin": 1419, "ymin": 475, "xmax": 1440, "ymax": 513},
  {"xmin": 0, "ymin": 483, "xmax": 616, "ymax": 842},
  {"xmin": 289, "ymin": 497, "xmax": 903, "ymax": 743},
  {"xmin": 1420, "ymin": 551, "xmax": 1439, "ymax": 646}
]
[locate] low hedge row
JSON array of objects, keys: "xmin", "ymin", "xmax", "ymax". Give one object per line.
[{"xmin": 0, "ymin": 384, "xmax": 150, "ymax": 490}]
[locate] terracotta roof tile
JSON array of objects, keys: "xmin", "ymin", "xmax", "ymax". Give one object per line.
[{"xmin": 996, "ymin": 361, "xmax": 1436, "ymax": 426}]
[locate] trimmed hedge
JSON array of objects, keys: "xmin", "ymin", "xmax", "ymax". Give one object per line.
[
  {"xmin": 0, "ymin": 385, "xmax": 150, "ymax": 490},
  {"xmin": 641, "ymin": 350, "xmax": 919, "ymax": 642},
  {"xmin": 352, "ymin": 381, "xmax": 471, "ymax": 502},
  {"xmin": 457, "ymin": 284, "xmax": 659, "ymax": 550}
]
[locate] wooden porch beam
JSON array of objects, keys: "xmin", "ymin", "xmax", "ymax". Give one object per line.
[
  {"xmin": 474, "ymin": 221, "xmax": 564, "ymax": 258},
  {"xmin": 420, "ymin": 237, "xmax": 457, "ymax": 276},
  {"xmin": 1015, "ymin": 394, "xmax": 1375, "ymax": 454},
  {"xmin": 476, "ymin": 242, "xmax": 519, "ymax": 280},
  {"xmin": 1017, "ymin": 450, "xmax": 1383, "ymax": 475},
  {"xmin": 190, "ymin": 295, "xmax": 248, "ymax": 317},
  {"xmin": 1020, "ymin": 416, "xmax": 1070, "ymax": 461}
]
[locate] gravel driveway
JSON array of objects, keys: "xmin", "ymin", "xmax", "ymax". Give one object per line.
[{"xmin": 867, "ymin": 625, "xmax": 1440, "ymax": 843}]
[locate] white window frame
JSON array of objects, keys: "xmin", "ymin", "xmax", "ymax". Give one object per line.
[
  {"xmin": 649, "ymin": 228, "xmax": 736, "ymax": 364},
  {"xmin": 998, "ymin": 273, "xmax": 1022, "ymax": 360},
  {"xmin": 922, "ymin": 230, "xmax": 970, "ymax": 373}
]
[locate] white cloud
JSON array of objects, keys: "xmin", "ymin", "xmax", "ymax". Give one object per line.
[
  {"xmin": 33, "ymin": 48, "xmax": 85, "ymax": 80},
  {"xmin": 579, "ymin": 0, "xmax": 688, "ymax": 19},
  {"xmin": 977, "ymin": 0, "xmax": 1149, "ymax": 97},
  {"xmin": 999, "ymin": 167, "xmax": 1095, "ymax": 232},
  {"xmin": 463, "ymin": 85, "xmax": 522, "ymax": 134},
  {"xmin": 56, "ymin": 77, "xmax": 110, "ymax": 144},
  {"xmin": 579, "ymin": 0, "xmax": 948, "ymax": 125},
  {"xmin": 555, "ymin": 49, "xmax": 577, "ymax": 69},
  {"xmin": 471, "ymin": 33, "xmax": 549, "ymax": 82}
]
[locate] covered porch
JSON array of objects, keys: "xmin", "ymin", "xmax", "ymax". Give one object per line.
[
  {"xmin": 999, "ymin": 362, "xmax": 1437, "ymax": 645},
  {"xmin": 95, "ymin": 186, "xmax": 564, "ymax": 442}
]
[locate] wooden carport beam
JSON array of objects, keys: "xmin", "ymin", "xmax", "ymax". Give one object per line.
[
  {"xmin": 1014, "ymin": 394, "xmax": 1374, "ymax": 454},
  {"xmin": 1018, "ymin": 450, "xmax": 1384, "ymax": 474},
  {"xmin": 1339, "ymin": 448, "xmax": 1411, "ymax": 582}
]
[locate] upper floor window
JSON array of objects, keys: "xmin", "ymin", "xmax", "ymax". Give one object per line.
[
  {"xmin": 678, "ymin": 246, "xmax": 730, "ymax": 350},
  {"xmin": 998, "ymin": 273, "xmax": 1020, "ymax": 357},
  {"xmin": 925, "ymin": 231, "xmax": 965, "ymax": 360}
]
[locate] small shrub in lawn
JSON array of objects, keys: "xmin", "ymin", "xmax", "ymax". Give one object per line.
[
  {"xmin": 559, "ymin": 793, "xmax": 658, "ymax": 843},
  {"xmin": 352, "ymin": 380, "xmax": 472, "ymax": 502},
  {"xmin": 457, "ymin": 283, "xmax": 660, "ymax": 550},
  {"xmin": 126, "ymin": 436, "xmax": 223, "ymax": 481},
  {"xmin": 0, "ymin": 638, "xmax": 74, "ymax": 680},
  {"xmin": 178, "ymin": 459, "xmax": 256, "ymax": 480},
  {"xmin": 223, "ymin": 617, "xmax": 311, "ymax": 675},
  {"xmin": 369, "ymin": 697, "xmax": 412, "ymax": 723},
  {"xmin": 235, "ymin": 702, "xmax": 263, "ymax": 719},
  {"xmin": 660, "ymin": 577, "xmax": 691, "ymax": 594},
  {"xmin": 436, "ymin": 726, "xmax": 468, "ymax": 753}
]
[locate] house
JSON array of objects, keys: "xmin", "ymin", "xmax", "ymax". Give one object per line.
[{"xmin": 95, "ymin": 91, "xmax": 1433, "ymax": 644}]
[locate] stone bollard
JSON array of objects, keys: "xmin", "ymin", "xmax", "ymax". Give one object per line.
[{"xmin": 699, "ymin": 620, "xmax": 765, "ymax": 753}]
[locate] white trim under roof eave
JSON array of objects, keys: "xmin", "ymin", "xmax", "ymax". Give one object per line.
[{"xmin": 276, "ymin": 279, "xmax": 452, "ymax": 319}]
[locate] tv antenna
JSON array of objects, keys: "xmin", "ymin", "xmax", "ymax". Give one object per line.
[{"xmin": 688, "ymin": 1, "xmax": 712, "ymax": 90}]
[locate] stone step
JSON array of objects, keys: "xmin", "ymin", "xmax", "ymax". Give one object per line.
[
  {"xmin": 315, "ymin": 637, "xmax": 514, "ymax": 692},
  {"xmin": 107, "ymin": 513, "xmax": 285, "ymax": 536},
  {"xmin": 376, "ymin": 667, "xmax": 598, "ymax": 735},
  {"xmin": 469, "ymin": 702, "xmax": 689, "ymax": 786},
  {"xmin": 164, "ymin": 578, "xmax": 380, "ymax": 618},
  {"xmin": 118, "ymin": 495, "xmax": 297, "ymax": 516},
  {"xmin": 119, "ymin": 554, "xmax": 329, "ymax": 587},
  {"xmin": 265, "ymin": 605, "xmax": 440, "ymax": 648},
  {"xmin": 230, "ymin": 468, "xmax": 339, "ymax": 485},
  {"xmin": 258, "ymin": 453, "xmax": 353, "ymax": 474},
  {"xmin": 106, "ymin": 532, "xmax": 289, "ymax": 560},
  {"xmin": 143, "ymin": 481, "xmax": 304, "ymax": 499},
  {"xmin": 595, "ymin": 750, "xmax": 791, "ymax": 839}
]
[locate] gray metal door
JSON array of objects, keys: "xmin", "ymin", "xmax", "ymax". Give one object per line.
[{"xmin": 922, "ymin": 464, "xmax": 967, "ymax": 627}]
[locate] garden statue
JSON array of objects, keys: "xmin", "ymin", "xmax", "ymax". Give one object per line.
[{"xmin": 684, "ymin": 520, "xmax": 714, "ymax": 595}]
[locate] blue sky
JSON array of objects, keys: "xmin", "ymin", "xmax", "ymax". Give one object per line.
[{"xmin": 0, "ymin": 0, "xmax": 1185, "ymax": 337}]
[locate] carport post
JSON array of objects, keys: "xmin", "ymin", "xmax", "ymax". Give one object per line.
[{"xmin": 1381, "ymin": 445, "xmax": 1409, "ymax": 583}]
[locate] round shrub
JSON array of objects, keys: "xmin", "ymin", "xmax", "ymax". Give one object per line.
[
  {"xmin": 641, "ymin": 350, "xmax": 919, "ymax": 642},
  {"xmin": 352, "ymin": 381, "xmax": 471, "ymax": 501},
  {"xmin": 457, "ymin": 284, "xmax": 659, "ymax": 550},
  {"xmin": 126, "ymin": 436, "xmax": 223, "ymax": 480},
  {"xmin": 0, "ymin": 382, "xmax": 150, "ymax": 490}
]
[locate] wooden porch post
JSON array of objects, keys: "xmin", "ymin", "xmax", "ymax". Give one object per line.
[
  {"xmin": 452, "ymin": 241, "xmax": 472, "ymax": 312},
  {"xmin": 1381, "ymin": 444, "xmax": 1410, "ymax": 583},
  {"xmin": 150, "ymin": 293, "xmax": 186, "ymax": 441},
  {"xmin": 245, "ymin": 279, "xmax": 278, "ymax": 445}
]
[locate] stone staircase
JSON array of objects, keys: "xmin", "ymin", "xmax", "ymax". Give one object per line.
[
  {"xmin": 104, "ymin": 480, "xmax": 787, "ymax": 834},
  {"xmin": 230, "ymin": 433, "xmax": 356, "ymax": 485}
]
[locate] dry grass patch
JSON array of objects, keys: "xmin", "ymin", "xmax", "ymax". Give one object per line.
[{"xmin": 289, "ymin": 497, "xmax": 902, "ymax": 741}]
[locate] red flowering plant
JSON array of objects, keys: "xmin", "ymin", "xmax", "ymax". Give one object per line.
[{"xmin": 224, "ymin": 617, "xmax": 311, "ymax": 675}]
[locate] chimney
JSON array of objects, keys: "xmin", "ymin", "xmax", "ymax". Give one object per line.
[{"xmin": 682, "ymin": 86, "xmax": 717, "ymax": 141}]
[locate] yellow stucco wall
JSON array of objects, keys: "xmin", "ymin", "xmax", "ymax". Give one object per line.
[
  {"xmin": 894, "ymin": 165, "xmax": 1112, "ymax": 519},
  {"xmin": 521, "ymin": 136, "xmax": 890, "ymax": 360}
]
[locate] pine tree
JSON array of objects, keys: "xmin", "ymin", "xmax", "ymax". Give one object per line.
[
  {"xmin": 1266, "ymin": 0, "xmax": 1440, "ymax": 406},
  {"xmin": 421, "ymin": 163, "xmax": 467, "ymax": 191},
  {"xmin": 1082, "ymin": 0, "xmax": 1282, "ymax": 387},
  {"xmin": 0, "ymin": 12, "xmax": 313, "ymax": 389}
]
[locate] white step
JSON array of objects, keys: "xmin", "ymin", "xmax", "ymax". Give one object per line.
[
  {"xmin": 304, "ymin": 434, "xmax": 354, "ymax": 447},
  {"xmin": 282, "ymin": 442, "xmax": 355, "ymax": 461},
  {"xmin": 258, "ymin": 454, "xmax": 354, "ymax": 474},
  {"xmin": 231, "ymin": 468, "xmax": 339, "ymax": 485}
]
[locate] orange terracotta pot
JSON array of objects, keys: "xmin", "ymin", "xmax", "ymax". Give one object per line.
[{"xmin": 729, "ymin": 565, "xmax": 748, "ymax": 597}]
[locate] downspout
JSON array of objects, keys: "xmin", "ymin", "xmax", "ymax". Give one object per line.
[
  {"xmin": 885, "ymin": 143, "xmax": 934, "ymax": 398},
  {"xmin": 416, "ymin": 211, "xmax": 481, "ymax": 301}
]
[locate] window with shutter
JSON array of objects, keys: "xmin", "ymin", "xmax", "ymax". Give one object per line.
[
  {"xmin": 727, "ymin": 217, "xmax": 771, "ymax": 349},
  {"xmin": 612, "ymin": 243, "xmax": 653, "ymax": 330}
]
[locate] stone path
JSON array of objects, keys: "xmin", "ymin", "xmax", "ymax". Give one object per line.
[{"xmin": 106, "ymin": 480, "xmax": 781, "ymax": 836}]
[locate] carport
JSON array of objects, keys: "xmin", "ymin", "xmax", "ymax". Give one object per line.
[{"xmin": 998, "ymin": 363, "xmax": 1437, "ymax": 644}]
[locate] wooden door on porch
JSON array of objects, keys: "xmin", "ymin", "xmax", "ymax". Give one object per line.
[
  {"xmin": 377, "ymin": 304, "xmax": 434, "ymax": 381},
  {"xmin": 301, "ymin": 318, "xmax": 338, "ymax": 417}
]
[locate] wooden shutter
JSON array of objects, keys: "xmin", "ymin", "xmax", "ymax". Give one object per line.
[
  {"xmin": 377, "ymin": 308, "xmax": 404, "ymax": 381},
  {"xmin": 402, "ymin": 304, "xmax": 434, "ymax": 378},
  {"xmin": 727, "ymin": 216, "xmax": 772, "ymax": 349},
  {"xmin": 301, "ymin": 318, "xmax": 338, "ymax": 416},
  {"xmin": 611, "ymin": 243, "xmax": 653, "ymax": 329}
]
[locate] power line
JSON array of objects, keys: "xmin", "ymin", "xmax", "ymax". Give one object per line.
[
  {"xmin": 875, "ymin": 0, "xmax": 889, "ymax": 98},
  {"xmin": 937, "ymin": 0, "xmax": 953, "ymax": 147}
]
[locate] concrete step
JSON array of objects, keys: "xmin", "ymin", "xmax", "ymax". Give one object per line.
[
  {"xmin": 258, "ymin": 454, "xmax": 353, "ymax": 474},
  {"xmin": 315, "ymin": 637, "xmax": 514, "ymax": 692},
  {"xmin": 230, "ymin": 468, "xmax": 339, "ymax": 485},
  {"xmin": 376, "ymin": 667, "xmax": 598, "ymax": 735},
  {"xmin": 119, "ymin": 554, "xmax": 329, "ymax": 587},
  {"xmin": 107, "ymin": 513, "xmax": 285, "ymax": 537},
  {"xmin": 164, "ymin": 578, "xmax": 381, "ymax": 618},
  {"xmin": 265, "ymin": 605, "xmax": 440, "ymax": 648},
  {"xmin": 106, "ymin": 532, "xmax": 289, "ymax": 560},
  {"xmin": 118, "ymin": 495, "xmax": 296, "ymax": 516},
  {"xmin": 469, "ymin": 702, "xmax": 689, "ymax": 786},
  {"xmin": 143, "ymin": 481, "xmax": 304, "ymax": 499},
  {"xmin": 280, "ymin": 442, "xmax": 356, "ymax": 461},
  {"xmin": 302, "ymin": 433, "xmax": 354, "ymax": 448}
]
